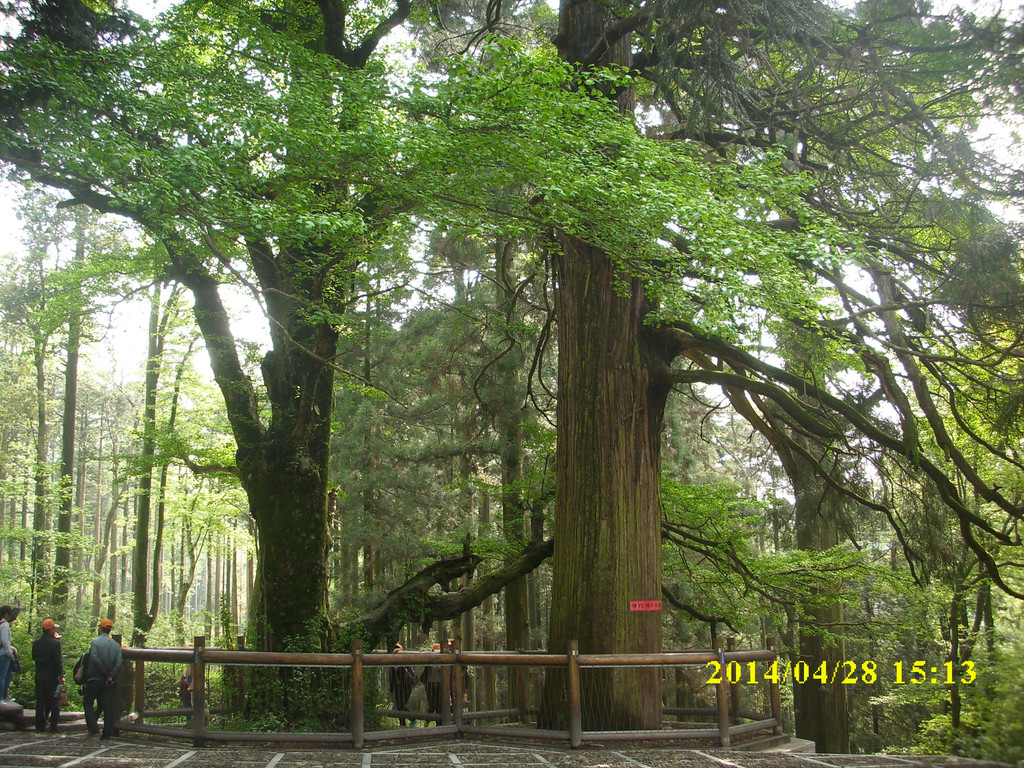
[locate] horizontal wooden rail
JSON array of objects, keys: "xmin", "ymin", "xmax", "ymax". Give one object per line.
[{"xmin": 117, "ymin": 636, "xmax": 784, "ymax": 749}]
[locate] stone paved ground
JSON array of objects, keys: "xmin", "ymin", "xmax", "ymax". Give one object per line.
[{"xmin": 0, "ymin": 734, "xmax": 1012, "ymax": 768}]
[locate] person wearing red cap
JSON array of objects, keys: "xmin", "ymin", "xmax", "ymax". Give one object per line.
[
  {"xmin": 83, "ymin": 618, "xmax": 122, "ymax": 740},
  {"xmin": 32, "ymin": 618, "xmax": 64, "ymax": 732}
]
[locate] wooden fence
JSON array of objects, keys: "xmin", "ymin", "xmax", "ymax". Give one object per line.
[{"xmin": 113, "ymin": 637, "xmax": 785, "ymax": 748}]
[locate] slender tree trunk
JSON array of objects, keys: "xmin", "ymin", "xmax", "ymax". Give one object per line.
[
  {"xmin": 54, "ymin": 221, "xmax": 85, "ymax": 608},
  {"xmin": 495, "ymin": 241, "xmax": 532, "ymax": 670},
  {"xmin": 149, "ymin": 333, "xmax": 193, "ymax": 624},
  {"xmin": 174, "ymin": 510, "xmax": 205, "ymax": 615},
  {"xmin": 74, "ymin": 409, "xmax": 87, "ymax": 611},
  {"xmin": 479, "ymin": 491, "xmax": 497, "ymax": 711},
  {"xmin": 32, "ymin": 333, "xmax": 50, "ymax": 599},
  {"xmin": 53, "ymin": 303, "xmax": 80, "ymax": 607},
  {"xmin": 134, "ymin": 286, "xmax": 164, "ymax": 631}
]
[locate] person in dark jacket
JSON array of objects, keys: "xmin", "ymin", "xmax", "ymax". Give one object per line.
[
  {"xmin": 84, "ymin": 618, "xmax": 123, "ymax": 740},
  {"xmin": 421, "ymin": 643, "xmax": 443, "ymax": 724},
  {"xmin": 387, "ymin": 644, "xmax": 417, "ymax": 727},
  {"xmin": 31, "ymin": 618, "xmax": 63, "ymax": 732}
]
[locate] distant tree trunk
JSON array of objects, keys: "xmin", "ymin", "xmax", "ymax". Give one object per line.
[
  {"xmin": 21, "ymin": 497, "xmax": 29, "ymax": 562},
  {"xmin": 0, "ymin": 346, "xmax": 23, "ymax": 566},
  {"xmin": 479, "ymin": 491, "xmax": 497, "ymax": 711},
  {"xmin": 92, "ymin": 417, "xmax": 104, "ymax": 577},
  {"xmin": 134, "ymin": 285, "xmax": 167, "ymax": 632},
  {"xmin": 91, "ymin": 470, "xmax": 124, "ymax": 619},
  {"xmin": 148, "ymin": 331, "xmax": 193, "ymax": 625},
  {"xmin": 32, "ymin": 331, "xmax": 51, "ymax": 599},
  {"xmin": 174, "ymin": 505, "xmax": 206, "ymax": 615},
  {"xmin": 54, "ymin": 219, "xmax": 85, "ymax": 608},
  {"xmin": 494, "ymin": 240, "xmax": 532, "ymax": 705},
  {"xmin": 74, "ymin": 408, "xmax": 87, "ymax": 611},
  {"xmin": 53, "ymin": 293, "xmax": 80, "ymax": 607},
  {"xmin": 726, "ymin": 388, "xmax": 850, "ymax": 753}
]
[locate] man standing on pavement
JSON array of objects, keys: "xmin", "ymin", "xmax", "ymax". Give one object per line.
[
  {"xmin": 84, "ymin": 618, "xmax": 123, "ymax": 740},
  {"xmin": 32, "ymin": 619, "xmax": 64, "ymax": 732}
]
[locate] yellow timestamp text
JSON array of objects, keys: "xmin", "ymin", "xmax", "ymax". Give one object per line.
[{"xmin": 705, "ymin": 659, "xmax": 976, "ymax": 686}]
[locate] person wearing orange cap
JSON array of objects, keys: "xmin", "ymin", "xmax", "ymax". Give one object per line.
[
  {"xmin": 32, "ymin": 618, "xmax": 64, "ymax": 732},
  {"xmin": 83, "ymin": 618, "xmax": 122, "ymax": 740}
]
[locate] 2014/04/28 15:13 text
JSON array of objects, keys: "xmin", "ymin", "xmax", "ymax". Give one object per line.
[{"xmin": 704, "ymin": 659, "xmax": 977, "ymax": 686}]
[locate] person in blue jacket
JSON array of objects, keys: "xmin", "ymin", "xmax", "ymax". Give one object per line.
[{"xmin": 32, "ymin": 618, "xmax": 64, "ymax": 732}]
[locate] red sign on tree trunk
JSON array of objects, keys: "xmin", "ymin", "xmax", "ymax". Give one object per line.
[{"xmin": 629, "ymin": 600, "xmax": 662, "ymax": 611}]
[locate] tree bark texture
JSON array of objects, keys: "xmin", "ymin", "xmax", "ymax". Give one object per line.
[
  {"xmin": 545, "ymin": 236, "xmax": 669, "ymax": 729},
  {"xmin": 246, "ymin": 321, "xmax": 337, "ymax": 649},
  {"xmin": 791, "ymin": 455, "xmax": 850, "ymax": 753}
]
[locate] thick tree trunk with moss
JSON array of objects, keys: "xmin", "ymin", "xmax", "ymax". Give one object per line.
[
  {"xmin": 245, "ymin": 318, "xmax": 338, "ymax": 648},
  {"xmin": 168, "ymin": 238, "xmax": 339, "ymax": 653},
  {"xmin": 544, "ymin": 235, "xmax": 670, "ymax": 729},
  {"xmin": 789, "ymin": 453, "xmax": 850, "ymax": 753}
]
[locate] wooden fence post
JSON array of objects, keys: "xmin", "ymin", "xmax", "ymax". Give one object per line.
[
  {"xmin": 453, "ymin": 641, "xmax": 464, "ymax": 734},
  {"xmin": 112, "ymin": 634, "xmax": 132, "ymax": 726},
  {"xmin": 567, "ymin": 640, "xmax": 582, "ymax": 749},
  {"xmin": 441, "ymin": 640, "xmax": 453, "ymax": 726},
  {"xmin": 728, "ymin": 637, "xmax": 740, "ymax": 724},
  {"xmin": 352, "ymin": 639, "xmax": 364, "ymax": 749},
  {"xmin": 767, "ymin": 638, "xmax": 783, "ymax": 735},
  {"xmin": 191, "ymin": 636, "xmax": 206, "ymax": 747},
  {"xmin": 514, "ymin": 642, "xmax": 528, "ymax": 723},
  {"xmin": 713, "ymin": 639, "xmax": 731, "ymax": 747},
  {"xmin": 133, "ymin": 633, "xmax": 146, "ymax": 724},
  {"xmin": 234, "ymin": 636, "xmax": 247, "ymax": 713}
]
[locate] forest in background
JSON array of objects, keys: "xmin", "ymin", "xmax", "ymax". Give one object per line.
[{"xmin": 2, "ymin": 0, "xmax": 1024, "ymax": 759}]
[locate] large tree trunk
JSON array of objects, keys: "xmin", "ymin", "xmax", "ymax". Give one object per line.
[
  {"xmin": 790, "ymin": 456, "xmax": 850, "ymax": 753},
  {"xmin": 247, "ymin": 407, "xmax": 334, "ymax": 648},
  {"xmin": 545, "ymin": 236, "xmax": 670, "ymax": 729}
]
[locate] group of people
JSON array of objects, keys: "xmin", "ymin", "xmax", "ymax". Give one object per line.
[
  {"xmin": 0, "ymin": 601, "xmax": 124, "ymax": 740},
  {"xmin": 387, "ymin": 642, "xmax": 452, "ymax": 727}
]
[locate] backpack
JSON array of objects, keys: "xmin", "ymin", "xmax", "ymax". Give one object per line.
[{"xmin": 72, "ymin": 652, "xmax": 90, "ymax": 685}]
